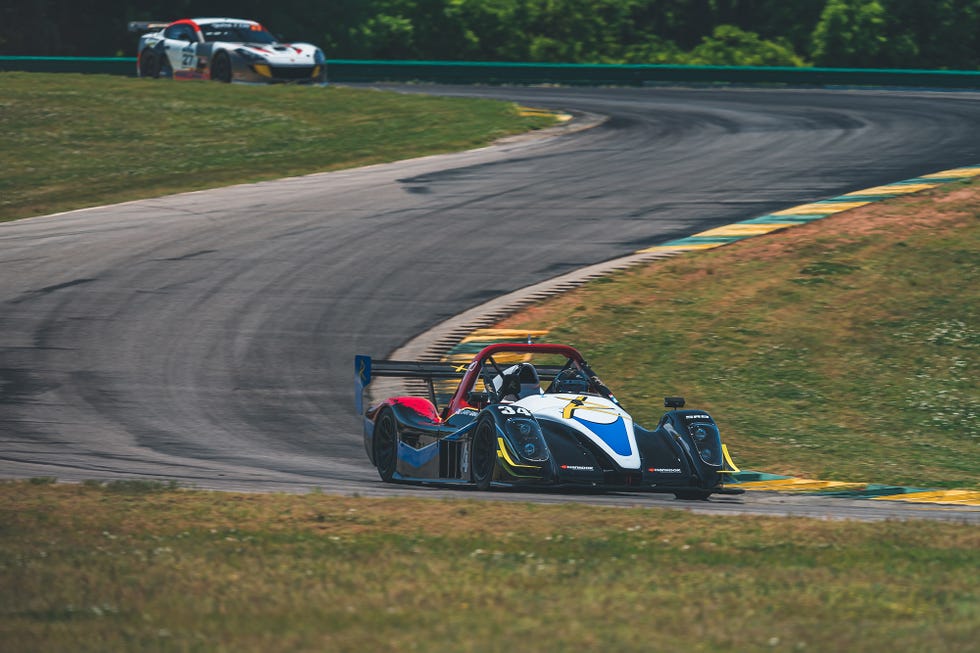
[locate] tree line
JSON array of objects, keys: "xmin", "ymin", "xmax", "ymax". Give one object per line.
[{"xmin": 2, "ymin": 0, "xmax": 978, "ymax": 69}]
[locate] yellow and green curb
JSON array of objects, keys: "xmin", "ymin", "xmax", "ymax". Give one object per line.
[
  {"xmin": 637, "ymin": 164, "xmax": 980, "ymax": 255},
  {"xmin": 517, "ymin": 106, "xmax": 572, "ymax": 122},
  {"xmin": 730, "ymin": 472, "xmax": 980, "ymax": 506}
]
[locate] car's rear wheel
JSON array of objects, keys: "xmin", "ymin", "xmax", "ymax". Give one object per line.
[
  {"xmin": 139, "ymin": 49, "xmax": 161, "ymax": 78},
  {"xmin": 210, "ymin": 52, "xmax": 232, "ymax": 83},
  {"xmin": 471, "ymin": 417, "xmax": 498, "ymax": 491},
  {"xmin": 373, "ymin": 408, "xmax": 398, "ymax": 483}
]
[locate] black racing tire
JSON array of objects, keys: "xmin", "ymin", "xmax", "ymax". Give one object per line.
[
  {"xmin": 373, "ymin": 408, "xmax": 398, "ymax": 483},
  {"xmin": 139, "ymin": 49, "xmax": 162, "ymax": 78},
  {"xmin": 674, "ymin": 490, "xmax": 712, "ymax": 501},
  {"xmin": 210, "ymin": 52, "xmax": 232, "ymax": 83},
  {"xmin": 471, "ymin": 416, "xmax": 499, "ymax": 491}
]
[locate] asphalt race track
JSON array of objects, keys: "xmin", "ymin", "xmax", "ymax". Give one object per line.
[{"xmin": 2, "ymin": 85, "xmax": 979, "ymax": 522}]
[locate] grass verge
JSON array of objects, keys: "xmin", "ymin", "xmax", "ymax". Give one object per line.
[
  {"xmin": 2, "ymin": 481, "xmax": 977, "ymax": 652},
  {"xmin": 501, "ymin": 180, "xmax": 979, "ymax": 489},
  {"xmin": 0, "ymin": 73, "xmax": 556, "ymax": 222}
]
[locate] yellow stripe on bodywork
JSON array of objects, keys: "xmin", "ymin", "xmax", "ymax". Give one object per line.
[
  {"xmin": 561, "ymin": 398, "xmax": 584, "ymax": 420},
  {"xmin": 497, "ymin": 437, "xmax": 540, "ymax": 469},
  {"xmin": 871, "ymin": 490, "xmax": 980, "ymax": 505},
  {"xmin": 721, "ymin": 444, "xmax": 740, "ymax": 473}
]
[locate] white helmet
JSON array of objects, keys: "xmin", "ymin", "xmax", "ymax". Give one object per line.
[{"xmin": 491, "ymin": 363, "xmax": 542, "ymax": 401}]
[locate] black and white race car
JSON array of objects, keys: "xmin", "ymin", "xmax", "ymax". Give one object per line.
[{"xmin": 129, "ymin": 17, "xmax": 326, "ymax": 84}]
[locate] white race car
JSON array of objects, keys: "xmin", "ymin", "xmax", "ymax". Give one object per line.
[{"xmin": 129, "ymin": 17, "xmax": 326, "ymax": 84}]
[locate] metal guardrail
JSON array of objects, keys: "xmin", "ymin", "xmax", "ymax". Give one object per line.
[
  {"xmin": 2, "ymin": 56, "xmax": 979, "ymax": 89},
  {"xmin": 326, "ymin": 60, "xmax": 980, "ymax": 89},
  {"xmin": 0, "ymin": 56, "xmax": 135, "ymax": 75}
]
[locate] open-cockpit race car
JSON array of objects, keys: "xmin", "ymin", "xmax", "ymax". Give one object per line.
[{"xmin": 355, "ymin": 343, "xmax": 742, "ymax": 499}]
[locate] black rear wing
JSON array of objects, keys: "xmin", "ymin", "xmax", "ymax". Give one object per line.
[
  {"xmin": 354, "ymin": 355, "xmax": 567, "ymax": 415},
  {"xmin": 355, "ymin": 356, "xmax": 467, "ymax": 415}
]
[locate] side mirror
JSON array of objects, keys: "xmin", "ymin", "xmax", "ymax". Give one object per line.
[{"xmin": 664, "ymin": 396, "xmax": 685, "ymax": 409}]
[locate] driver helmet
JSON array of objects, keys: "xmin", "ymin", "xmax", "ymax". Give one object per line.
[
  {"xmin": 492, "ymin": 363, "xmax": 542, "ymax": 401},
  {"xmin": 553, "ymin": 372, "xmax": 590, "ymax": 394}
]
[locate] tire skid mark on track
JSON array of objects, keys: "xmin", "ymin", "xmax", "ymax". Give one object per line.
[{"xmin": 397, "ymin": 163, "xmax": 980, "ymax": 363}]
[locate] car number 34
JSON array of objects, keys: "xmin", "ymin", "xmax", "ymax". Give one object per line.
[{"xmin": 495, "ymin": 405, "xmax": 532, "ymax": 416}]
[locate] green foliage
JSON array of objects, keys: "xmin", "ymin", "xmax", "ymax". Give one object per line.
[
  {"xmin": 3, "ymin": 0, "xmax": 979, "ymax": 69},
  {"xmin": 811, "ymin": 0, "xmax": 889, "ymax": 67},
  {"xmin": 687, "ymin": 25, "xmax": 806, "ymax": 66},
  {"xmin": 881, "ymin": 0, "xmax": 980, "ymax": 69},
  {"xmin": 811, "ymin": 0, "xmax": 980, "ymax": 68},
  {"xmin": 352, "ymin": 14, "xmax": 417, "ymax": 59}
]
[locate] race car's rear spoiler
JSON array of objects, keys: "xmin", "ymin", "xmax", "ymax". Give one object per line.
[
  {"xmin": 128, "ymin": 21, "xmax": 170, "ymax": 33},
  {"xmin": 355, "ymin": 356, "xmax": 466, "ymax": 415},
  {"xmin": 354, "ymin": 355, "xmax": 568, "ymax": 415}
]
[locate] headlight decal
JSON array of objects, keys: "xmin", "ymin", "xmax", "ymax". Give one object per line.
[
  {"xmin": 503, "ymin": 418, "xmax": 550, "ymax": 462},
  {"xmin": 688, "ymin": 422, "xmax": 723, "ymax": 466},
  {"xmin": 496, "ymin": 437, "xmax": 540, "ymax": 471}
]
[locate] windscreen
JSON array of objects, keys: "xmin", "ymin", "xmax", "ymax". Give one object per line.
[{"xmin": 201, "ymin": 24, "xmax": 277, "ymax": 44}]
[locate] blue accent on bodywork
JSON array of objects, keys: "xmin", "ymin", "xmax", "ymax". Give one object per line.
[
  {"xmin": 398, "ymin": 440, "xmax": 440, "ymax": 468},
  {"xmin": 574, "ymin": 416, "xmax": 632, "ymax": 456},
  {"xmin": 354, "ymin": 355, "xmax": 371, "ymax": 415},
  {"xmin": 443, "ymin": 421, "xmax": 477, "ymax": 441}
]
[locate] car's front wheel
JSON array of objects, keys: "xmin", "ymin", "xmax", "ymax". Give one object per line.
[
  {"xmin": 210, "ymin": 52, "xmax": 232, "ymax": 83},
  {"xmin": 373, "ymin": 408, "xmax": 398, "ymax": 483},
  {"xmin": 471, "ymin": 417, "xmax": 499, "ymax": 490},
  {"xmin": 138, "ymin": 49, "xmax": 161, "ymax": 78}
]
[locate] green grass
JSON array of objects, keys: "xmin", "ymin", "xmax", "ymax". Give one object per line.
[
  {"xmin": 504, "ymin": 181, "xmax": 980, "ymax": 489},
  {"xmin": 2, "ymin": 74, "xmax": 976, "ymax": 650},
  {"xmin": 0, "ymin": 73, "xmax": 556, "ymax": 221},
  {"xmin": 2, "ymin": 481, "xmax": 977, "ymax": 652}
]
